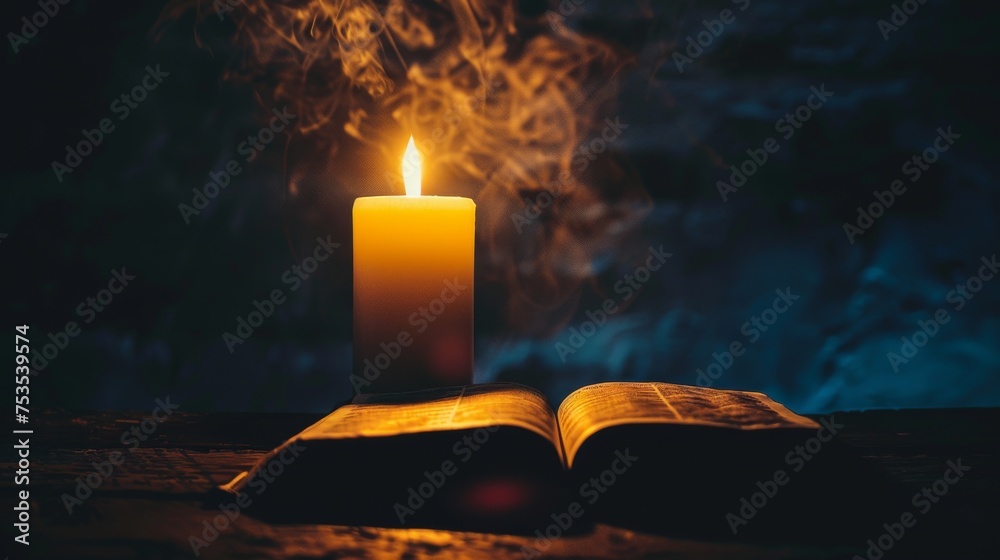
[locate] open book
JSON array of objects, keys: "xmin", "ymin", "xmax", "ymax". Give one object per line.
[{"xmin": 219, "ymin": 382, "xmax": 822, "ymax": 534}]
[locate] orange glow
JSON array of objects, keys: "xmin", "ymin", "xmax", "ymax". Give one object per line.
[
  {"xmin": 456, "ymin": 477, "xmax": 538, "ymax": 514},
  {"xmin": 171, "ymin": 0, "xmax": 654, "ymax": 335},
  {"xmin": 402, "ymin": 135, "xmax": 421, "ymax": 197}
]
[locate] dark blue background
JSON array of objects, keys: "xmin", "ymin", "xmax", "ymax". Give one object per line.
[{"xmin": 3, "ymin": 0, "xmax": 998, "ymax": 413}]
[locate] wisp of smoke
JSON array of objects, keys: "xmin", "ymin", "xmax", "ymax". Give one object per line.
[{"xmin": 160, "ymin": 0, "xmax": 653, "ymax": 334}]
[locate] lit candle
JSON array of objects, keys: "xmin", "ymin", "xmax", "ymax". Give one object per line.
[{"xmin": 352, "ymin": 137, "xmax": 476, "ymax": 394}]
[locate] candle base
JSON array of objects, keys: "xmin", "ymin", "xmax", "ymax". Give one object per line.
[{"xmin": 351, "ymin": 329, "xmax": 474, "ymax": 394}]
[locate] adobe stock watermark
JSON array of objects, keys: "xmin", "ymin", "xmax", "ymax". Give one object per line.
[
  {"xmin": 572, "ymin": 117, "xmax": 629, "ymax": 173},
  {"xmin": 213, "ymin": 0, "xmax": 245, "ymax": 20},
  {"xmin": 853, "ymin": 458, "xmax": 970, "ymax": 560},
  {"xmin": 60, "ymin": 396, "xmax": 179, "ymax": 514},
  {"xmin": 545, "ymin": 0, "xmax": 588, "ymax": 29},
  {"xmin": 878, "ymin": 0, "xmax": 928, "ymax": 42},
  {"xmin": 510, "ymin": 116, "xmax": 629, "ymax": 233},
  {"xmin": 223, "ymin": 235, "xmax": 339, "ymax": 353},
  {"xmin": 393, "ymin": 424, "xmax": 502, "ymax": 524},
  {"xmin": 28, "ymin": 268, "xmax": 136, "ymax": 375},
  {"xmin": 726, "ymin": 416, "xmax": 843, "ymax": 534},
  {"xmin": 51, "ymin": 65, "xmax": 170, "ymax": 183},
  {"xmin": 188, "ymin": 442, "xmax": 306, "ymax": 556},
  {"xmin": 886, "ymin": 253, "xmax": 997, "ymax": 372},
  {"xmin": 350, "ymin": 277, "xmax": 469, "ymax": 393},
  {"xmin": 843, "ymin": 126, "xmax": 960, "ymax": 244},
  {"xmin": 509, "ymin": 169, "xmax": 575, "ymax": 234},
  {"xmin": 554, "ymin": 245, "xmax": 672, "ymax": 362},
  {"xmin": 179, "ymin": 106, "xmax": 296, "ymax": 224},
  {"xmin": 522, "ymin": 449, "xmax": 639, "ymax": 558},
  {"xmin": 7, "ymin": 0, "xmax": 73, "ymax": 55},
  {"xmin": 696, "ymin": 287, "xmax": 799, "ymax": 387},
  {"xmin": 673, "ymin": 0, "xmax": 751, "ymax": 73},
  {"xmin": 717, "ymin": 84, "xmax": 834, "ymax": 201}
]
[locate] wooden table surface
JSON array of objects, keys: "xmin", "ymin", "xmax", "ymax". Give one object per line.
[{"xmin": 5, "ymin": 407, "xmax": 998, "ymax": 559}]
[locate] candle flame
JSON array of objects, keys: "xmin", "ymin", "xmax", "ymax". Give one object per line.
[
  {"xmin": 165, "ymin": 0, "xmax": 653, "ymax": 335},
  {"xmin": 402, "ymin": 135, "xmax": 421, "ymax": 197}
]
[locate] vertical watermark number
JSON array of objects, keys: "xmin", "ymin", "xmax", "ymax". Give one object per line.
[{"xmin": 14, "ymin": 324, "xmax": 33, "ymax": 547}]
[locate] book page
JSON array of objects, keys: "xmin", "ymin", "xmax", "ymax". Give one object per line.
[
  {"xmin": 557, "ymin": 382, "xmax": 819, "ymax": 467},
  {"xmin": 297, "ymin": 383, "xmax": 562, "ymax": 460}
]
